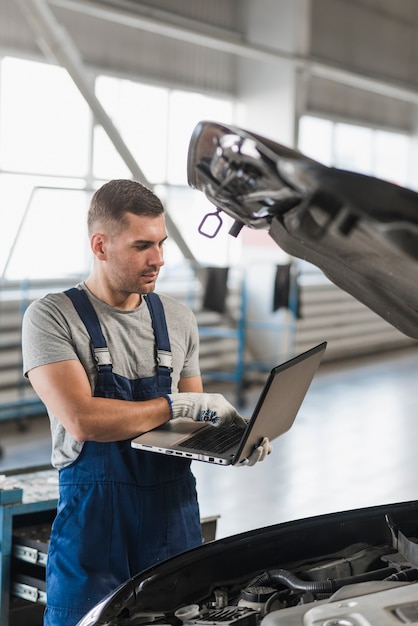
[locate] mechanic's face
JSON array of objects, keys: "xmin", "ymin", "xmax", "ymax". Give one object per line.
[{"xmin": 98, "ymin": 212, "xmax": 167, "ymax": 297}]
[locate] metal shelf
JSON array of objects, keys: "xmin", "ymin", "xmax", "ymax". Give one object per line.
[{"xmin": 0, "ymin": 467, "xmax": 58, "ymax": 626}]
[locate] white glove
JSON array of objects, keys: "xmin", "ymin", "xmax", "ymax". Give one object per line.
[
  {"xmin": 167, "ymin": 392, "xmax": 247, "ymax": 428},
  {"xmin": 238, "ymin": 437, "xmax": 272, "ymax": 467}
]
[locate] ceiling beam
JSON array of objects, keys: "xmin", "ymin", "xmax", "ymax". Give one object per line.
[{"xmin": 49, "ymin": 0, "xmax": 418, "ymax": 105}]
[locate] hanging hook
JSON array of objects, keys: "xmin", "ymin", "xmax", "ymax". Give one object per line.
[{"xmin": 198, "ymin": 209, "xmax": 224, "ymax": 238}]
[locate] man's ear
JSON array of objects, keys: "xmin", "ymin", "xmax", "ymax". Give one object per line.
[{"xmin": 90, "ymin": 233, "xmax": 107, "ymax": 259}]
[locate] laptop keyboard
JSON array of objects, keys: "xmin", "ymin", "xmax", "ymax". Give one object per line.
[{"xmin": 183, "ymin": 424, "xmax": 243, "ymax": 453}]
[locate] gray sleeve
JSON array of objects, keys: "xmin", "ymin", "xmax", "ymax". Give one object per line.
[
  {"xmin": 181, "ymin": 308, "xmax": 201, "ymax": 379},
  {"xmin": 160, "ymin": 294, "xmax": 201, "ymax": 381},
  {"xmin": 21, "ymin": 294, "xmax": 80, "ymax": 377}
]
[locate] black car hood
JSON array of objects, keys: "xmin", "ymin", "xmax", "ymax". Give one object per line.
[{"xmin": 187, "ymin": 121, "xmax": 418, "ymax": 340}]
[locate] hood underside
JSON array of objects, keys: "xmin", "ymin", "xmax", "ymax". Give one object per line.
[{"xmin": 187, "ymin": 121, "xmax": 418, "ymax": 340}]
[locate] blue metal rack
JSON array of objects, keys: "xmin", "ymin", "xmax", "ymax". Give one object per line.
[
  {"xmin": 195, "ymin": 269, "xmax": 247, "ymax": 407},
  {"xmin": 196, "ymin": 263, "xmax": 300, "ymax": 406},
  {"xmin": 0, "ymin": 468, "xmax": 58, "ymax": 625}
]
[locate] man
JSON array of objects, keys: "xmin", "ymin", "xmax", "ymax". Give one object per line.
[{"xmin": 22, "ymin": 179, "xmax": 271, "ymax": 626}]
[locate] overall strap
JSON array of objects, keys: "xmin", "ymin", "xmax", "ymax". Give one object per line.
[
  {"xmin": 144, "ymin": 293, "xmax": 173, "ymax": 372},
  {"xmin": 65, "ymin": 287, "xmax": 112, "ymax": 369}
]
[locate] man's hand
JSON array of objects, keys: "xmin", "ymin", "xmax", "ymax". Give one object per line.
[
  {"xmin": 167, "ymin": 393, "xmax": 272, "ymax": 465},
  {"xmin": 167, "ymin": 392, "xmax": 246, "ymax": 427},
  {"xmin": 238, "ymin": 437, "xmax": 272, "ymax": 467}
]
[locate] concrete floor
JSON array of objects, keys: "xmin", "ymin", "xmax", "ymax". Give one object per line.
[{"xmin": 2, "ymin": 346, "xmax": 418, "ymax": 540}]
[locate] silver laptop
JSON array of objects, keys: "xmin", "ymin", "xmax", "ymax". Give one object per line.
[{"xmin": 131, "ymin": 342, "xmax": 327, "ymax": 465}]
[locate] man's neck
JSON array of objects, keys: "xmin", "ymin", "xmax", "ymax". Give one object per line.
[{"xmin": 84, "ymin": 278, "xmax": 142, "ymax": 311}]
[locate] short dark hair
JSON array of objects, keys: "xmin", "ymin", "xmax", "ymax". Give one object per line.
[{"xmin": 88, "ymin": 179, "xmax": 164, "ymax": 235}]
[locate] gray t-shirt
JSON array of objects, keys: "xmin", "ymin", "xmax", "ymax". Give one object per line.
[{"xmin": 22, "ymin": 283, "xmax": 201, "ymax": 468}]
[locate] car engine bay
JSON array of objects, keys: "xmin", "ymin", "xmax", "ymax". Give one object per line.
[{"xmin": 79, "ymin": 502, "xmax": 418, "ymax": 626}]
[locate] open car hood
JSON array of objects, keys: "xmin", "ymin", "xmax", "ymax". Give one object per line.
[{"xmin": 187, "ymin": 121, "xmax": 418, "ymax": 340}]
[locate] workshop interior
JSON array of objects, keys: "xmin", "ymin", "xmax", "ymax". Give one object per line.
[{"xmin": 2, "ymin": 1, "xmax": 418, "ymax": 625}]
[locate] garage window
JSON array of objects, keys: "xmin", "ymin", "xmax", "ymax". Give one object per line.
[{"xmin": 298, "ymin": 115, "xmax": 410, "ymax": 187}]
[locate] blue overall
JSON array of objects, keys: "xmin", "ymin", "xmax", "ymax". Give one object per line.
[{"xmin": 44, "ymin": 289, "xmax": 202, "ymax": 626}]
